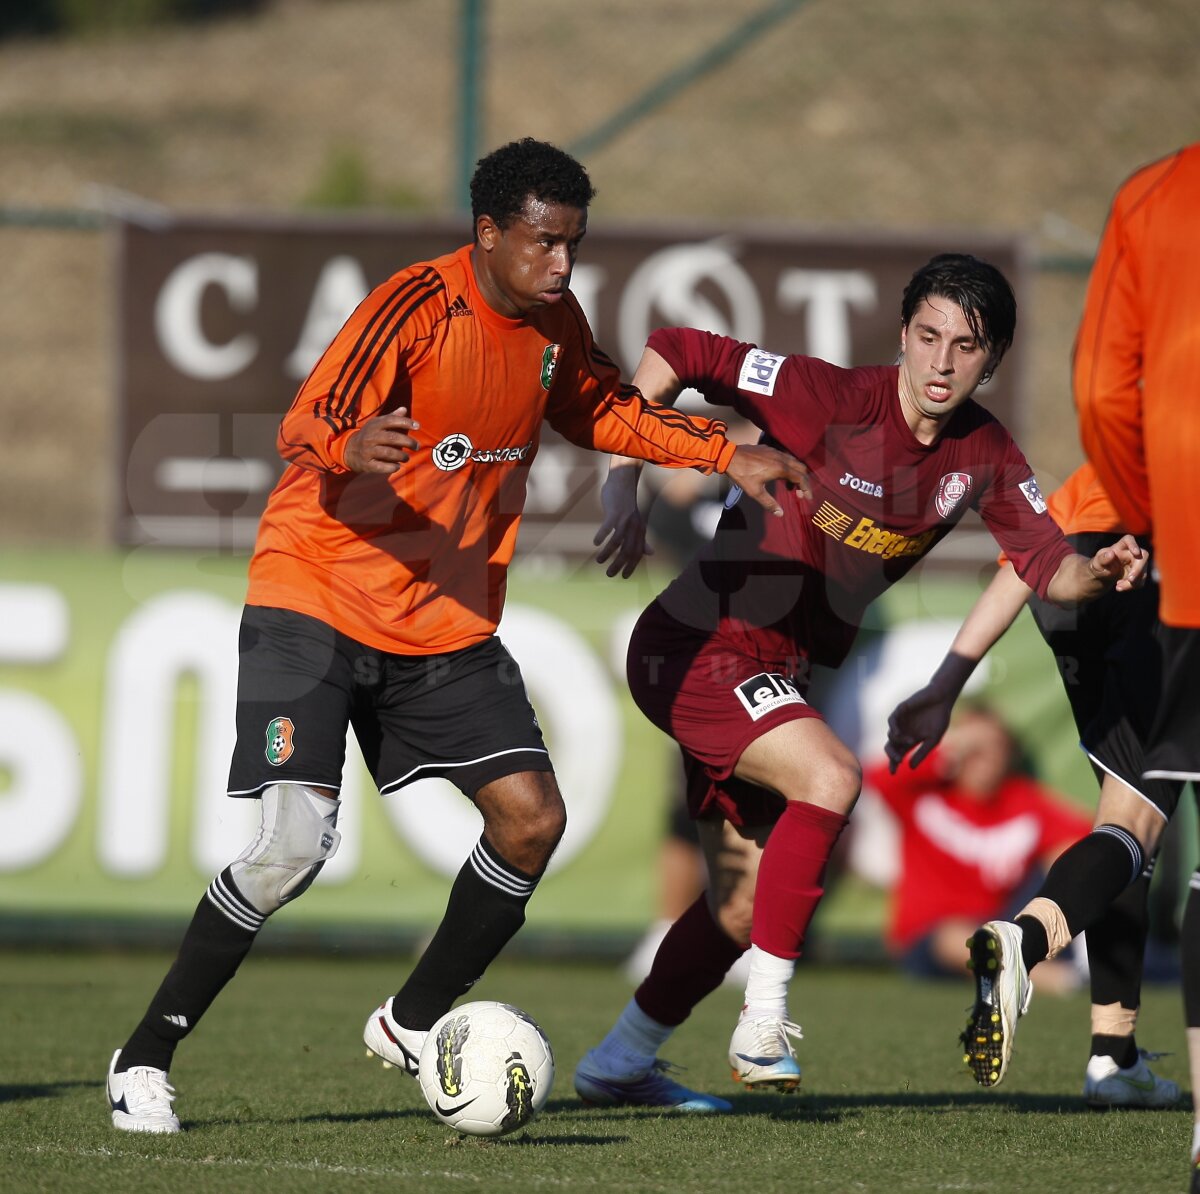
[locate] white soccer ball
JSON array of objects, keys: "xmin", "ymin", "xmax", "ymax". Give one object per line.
[{"xmin": 417, "ymin": 1001, "xmax": 555, "ymax": 1137}]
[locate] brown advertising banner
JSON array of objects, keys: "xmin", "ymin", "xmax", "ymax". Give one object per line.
[{"xmin": 116, "ymin": 214, "xmax": 1027, "ymax": 557}]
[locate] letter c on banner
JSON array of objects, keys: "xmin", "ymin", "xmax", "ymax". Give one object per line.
[{"xmin": 155, "ymin": 253, "xmax": 259, "ymax": 380}]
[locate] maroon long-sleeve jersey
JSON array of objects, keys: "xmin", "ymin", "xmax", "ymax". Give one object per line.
[{"xmin": 649, "ymin": 327, "xmax": 1072, "ymax": 670}]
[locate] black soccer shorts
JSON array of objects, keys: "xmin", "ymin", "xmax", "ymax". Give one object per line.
[
  {"xmin": 1028, "ymin": 532, "xmax": 1182, "ymax": 817},
  {"xmin": 227, "ymin": 606, "xmax": 552, "ymax": 799},
  {"xmin": 1143, "ymin": 622, "xmax": 1200, "ymax": 782}
]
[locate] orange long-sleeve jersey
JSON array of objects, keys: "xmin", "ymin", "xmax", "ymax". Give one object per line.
[
  {"xmin": 1074, "ymin": 144, "xmax": 1200, "ymax": 627},
  {"xmin": 1045, "ymin": 461, "xmax": 1121, "ymax": 535},
  {"xmin": 247, "ymin": 244, "xmax": 735, "ymax": 654}
]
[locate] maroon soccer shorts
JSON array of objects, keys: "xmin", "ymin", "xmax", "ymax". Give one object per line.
[{"xmin": 626, "ymin": 599, "xmax": 818, "ymax": 827}]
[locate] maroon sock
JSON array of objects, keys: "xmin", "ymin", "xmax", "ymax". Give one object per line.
[
  {"xmin": 635, "ymin": 894, "xmax": 746, "ymax": 1027},
  {"xmin": 751, "ymin": 801, "xmax": 849, "ymax": 959}
]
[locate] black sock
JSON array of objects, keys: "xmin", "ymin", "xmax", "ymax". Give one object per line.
[
  {"xmin": 392, "ymin": 836, "xmax": 540, "ymax": 1030},
  {"xmin": 1086, "ymin": 872, "xmax": 1150, "ymax": 1065},
  {"xmin": 1091, "ymin": 1032, "xmax": 1139, "ymax": 1068},
  {"xmin": 1015, "ymin": 825, "xmax": 1143, "ymax": 973},
  {"xmin": 117, "ymin": 868, "xmax": 263, "ymax": 1072}
]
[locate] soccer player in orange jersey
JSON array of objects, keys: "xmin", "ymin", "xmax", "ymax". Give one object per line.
[
  {"xmin": 885, "ymin": 463, "xmax": 1182, "ymax": 1103},
  {"xmin": 105, "ymin": 137, "xmax": 809, "ymax": 1134},
  {"xmin": 1070, "ymin": 143, "xmax": 1200, "ymax": 1190}
]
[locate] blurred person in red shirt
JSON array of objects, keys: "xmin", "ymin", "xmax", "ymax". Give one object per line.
[{"xmin": 866, "ymin": 704, "xmax": 1089, "ymax": 992}]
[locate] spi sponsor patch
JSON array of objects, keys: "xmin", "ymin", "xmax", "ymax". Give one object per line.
[
  {"xmin": 1018, "ymin": 476, "xmax": 1048, "ymax": 514},
  {"xmin": 738, "ymin": 348, "xmax": 786, "ymax": 397}
]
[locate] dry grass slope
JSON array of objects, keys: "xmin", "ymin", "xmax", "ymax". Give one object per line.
[{"xmin": 2, "ymin": 0, "xmax": 1198, "ymax": 541}]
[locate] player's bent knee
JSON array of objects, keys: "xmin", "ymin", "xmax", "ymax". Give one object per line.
[
  {"xmin": 230, "ymin": 783, "xmax": 342, "ymax": 916},
  {"xmin": 787, "ymin": 754, "xmax": 861, "ymax": 812},
  {"xmin": 482, "ymin": 779, "xmax": 566, "ymax": 849}
]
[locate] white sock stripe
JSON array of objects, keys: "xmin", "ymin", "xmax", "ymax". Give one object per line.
[
  {"xmin": 1093, "ymin": 824, "xmax": 1144, "ymax": 884},
  {"xmin": 468, "ymin": 842, "xmax": 537, "ymax": 898},
  {"xmin": 206, "ymin": 875, "xmax": 265, "ymax": 932},
  {"xmin": 1189, "ymin": 871, "xmax": 1200, "ymax": 893},
  {"xmin": 212, "ymin": 871, "xmax": 264, "ymax": 921}
]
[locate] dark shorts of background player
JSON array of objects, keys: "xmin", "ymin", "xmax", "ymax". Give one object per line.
[
  {"xmin": 626, "ymin": 599, "xmax": 802, "ymax": 829},
  {"xmin": 1144, "ymin": 622, "xmax": 1200, "ymax": 781},
  {"xmin": 227, "ymin": 606, "xmax": 551, "ymax": 800},
  {"xmin": 1028, "ymin": 532, "xmax": 1181, "ymax": 819}
]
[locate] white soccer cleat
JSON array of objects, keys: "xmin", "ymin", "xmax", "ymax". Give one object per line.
[
  {"xmin": 961, "ymin": 920, "xmax": 1033, "ymax": 1088},
  {"xmin": 728, "ymin": 1014, "xmax": 803, "ymax": 1091},
  {"xmin": 1084, "ymin": 1050, "xmax": 1181, "ymax": 1108},
  {"xmin": 106, "ymin": 1049, "xmax": 180, "ymax": 1134},
  {"xmin": 363, "ymin": 996, "xmax": 426, "ymax": 1077}
]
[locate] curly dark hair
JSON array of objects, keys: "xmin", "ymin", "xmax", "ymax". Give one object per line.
[
  {"xmin": 469, "ymin": 137, "xmax": 596, "ymax": 230},
  {"xmin": 900, "ymin": 253, "xmax": 1017, "ymax": 380}
]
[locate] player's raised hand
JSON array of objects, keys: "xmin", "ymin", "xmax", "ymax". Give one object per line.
[
  {"xmin": 884, "ymin": 685, "xmax": 955, "ymax": 774},
  {"xmin": 593, "ymin": 462, "xmax": 655, "ymax": 579},
  {"xmin": 1088, "ymin": 533, "xmax": 1148, "ymax": 592},
  {"xmin": 725, "ymin": 444, "xmax": 812, "ymax": 517},
  {"xmin": 344, "ymin": 408, "xmax": 421, "ymax": 474}
]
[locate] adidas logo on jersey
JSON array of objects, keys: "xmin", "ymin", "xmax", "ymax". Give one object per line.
[{"xmin": 448, "ymin": 295, "xmax": 473, "ymax": 317}]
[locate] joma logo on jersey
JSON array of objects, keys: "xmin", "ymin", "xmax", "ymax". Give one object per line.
[
  {"xmin": 265, "ymin": 716, "xmax": 294, "ymax": 766},
  {"xmin": 839, "ymin": 471, "xmax": 884, "ymax": 497},
  {"xmin": 432, "ymin": 433, "xmax": 533, "ymax": 471},
  {"xmin": 843, "ymin": 516, "xmax": 937, "ymax": 561},
  {"xmin": 540, "ymin": 343, "xmax": 562, "ymax": 390},
  {"xmin": 737, "ymin": 348, "xmax": 785, "ymax": 396},
  {"xmin": 735, "ymin": 672, "xmax": 806, "ymax": 721}
]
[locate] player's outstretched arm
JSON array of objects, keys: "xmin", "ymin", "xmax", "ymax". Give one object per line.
[
  {"xmin": 630, "ymin": 346, "xmax": 813, "ymax": 516},
  {"xmin": 1044, "ymin": 533, "xmax": 1148, "ymax": 604},
  {"xmin": 343, "ymin": 408, "xmax": 422, "ymax": 474},
  {"xmin": 886, "ymin": 564, "xmax": 1031, "ymax": 772}
]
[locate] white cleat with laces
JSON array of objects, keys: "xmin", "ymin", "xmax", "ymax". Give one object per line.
[
  {"xmin": 106, "ymin": 1049, "xmax": 180, "ymax": 1134},
  {"xmin": 728, "ymin": 1014, "xmax": 803, "ymax": 1091},
  {"xmin": 363, "ymin": 996, "xmax": 427, "ymax": 1077}
]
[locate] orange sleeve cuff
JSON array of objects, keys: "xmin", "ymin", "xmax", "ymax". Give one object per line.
[{"xmin": 713, "ymin": 438, "xmax": 737, "ymax": 474}]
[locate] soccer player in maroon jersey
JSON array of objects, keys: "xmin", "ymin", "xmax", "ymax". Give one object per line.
[{"xmin": 575, "ymin": 253, "xmax": 1148, "ymax": 1112}]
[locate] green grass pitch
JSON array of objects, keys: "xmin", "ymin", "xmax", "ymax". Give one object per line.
[{"xmin": 1, "ymin": 949, "xmax": 1189, "ymax": 1192}]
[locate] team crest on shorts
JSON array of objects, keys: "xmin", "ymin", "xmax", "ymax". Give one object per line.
[
  {"xmin": 734, "ymin": 672, "xmax": 806, "ymax": 721},
  {"xmin": 934, "ymin": 471, "xmax": 973, "ymax": 519},
  {"xmin": 540, "ymin": 343, "xmax": 562, "ymax": 390},
  {"xmin": 265, "ymin": 716, "xmax": 295, "ymax": 766}
]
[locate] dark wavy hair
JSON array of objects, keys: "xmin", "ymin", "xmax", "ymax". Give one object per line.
[
  {"xmin": 900, "ymin": 253, "xmax": 1017, "ymax": 381},
  {"xmin": 469, "ymin": 137, "xmax": 596, "ymax": 231}
]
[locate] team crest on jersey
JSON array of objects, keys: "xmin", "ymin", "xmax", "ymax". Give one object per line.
[
  {"xmin": 540, "ymin": 343, "xmax": 562, "ymax": 390},
  {"xmin": 265, "ymin": 716, "xmax": 295, "ymax": 766},
  {"xmin": 738, "ymin": 348, "xmax": 785, "ymax": 397},
  {"xmin": 1018, "ymin": 476, "xmax": 1048, "ymax": 514},
  {"xmin": 935, "ymin": 471, "xmax": 973, "ymax": 519}
]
